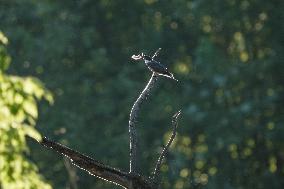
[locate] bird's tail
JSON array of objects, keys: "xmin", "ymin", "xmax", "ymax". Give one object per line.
[{"xmin": 161, "ymin": 72, "xmax": 178, "ymax": 82}]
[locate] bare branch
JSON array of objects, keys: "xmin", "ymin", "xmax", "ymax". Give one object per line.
[
  {"xmin": 152, "ymin": 48, "xmax": 162, "ymax": 59},
  {"xmin": 129, "ymin": 73, "xmax": 158, "ymax": 173},
  {"xmin": 39, "ymin": 137, "xmax": 131, "ymax": 189},
  {"xmin": 152, "ymin": 110, "xmax": 181, "ymax": 181},
  {"xmin": 35, "ymin": 51, "xmax": 181, "ymax": 189}
]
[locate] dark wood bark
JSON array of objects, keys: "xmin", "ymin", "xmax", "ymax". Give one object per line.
[
  {"xmin": 40, "ymin": 137, "xmax": 131, "ymax": 188},
  {"xmin": 129, "ymin": 73, "xmax": 158, "ymax": 173},
  {"xmin": 37, "ymin": 108, "xmax": 180, "ymax": 189}
]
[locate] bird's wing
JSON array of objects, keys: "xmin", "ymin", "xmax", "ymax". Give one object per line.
[
  {"xmin": 146, "ymin": 60, "xmax": 168, "ymax": 74},
  {"xmin": 146, "ymin": 60, "xmax": 178, "ymax": 81}
]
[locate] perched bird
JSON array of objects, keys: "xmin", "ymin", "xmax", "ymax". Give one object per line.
[{"xmin": 131, "ymin": 48, "xmax": 177, "ymax": 81}]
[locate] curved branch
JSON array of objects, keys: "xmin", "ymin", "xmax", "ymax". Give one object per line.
[
  {"xmin": 152, "ymin": 110, "xmax": 181, "ymax": 182},
  {"xmin": 129, "ymin": 73, "xmax": 158, "ymax": 173},
  {"xmin": 39, "ymin": 137, "xmax": 131, "ymax": 189}
]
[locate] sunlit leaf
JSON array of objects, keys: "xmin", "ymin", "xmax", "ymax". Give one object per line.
[
  {"xmin": 0, "ymin": 31, "xmax": 8, "ymax": 45},
  {"xmin": 0, "ymin": 32, "xmax": 52, "ymax": 189},
  {"xmin": 23, "ymin": 98, "xmax": 38, "ymax": 119},
  {"xmin": 23, "ymin": 125, "xmax": 42, "ymax": 142}
]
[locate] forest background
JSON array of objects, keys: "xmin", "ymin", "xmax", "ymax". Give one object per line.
[{"xmin": 0, "ymin": 0, "xmax": 283, "ymax": 188}]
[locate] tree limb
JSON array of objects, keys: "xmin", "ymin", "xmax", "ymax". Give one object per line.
[
  {"xmin": 129, "ymin": 73, "xmax": 158, "ymax": 173},
  {"xmin": 39, "ymin": 137, "xmax": 131, "ymax": 189},
  {"xmin": 152, "ymin": 110, "xmax": 181, "ymax": 182},
  {"xmin": 35, "ymin": 59, "xmax": 180, "ymax": 188}
]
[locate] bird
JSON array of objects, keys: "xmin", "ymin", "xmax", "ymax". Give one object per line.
[{"xmin": 131, "ymin": 48, "xmax": 178, "ymax": 81}]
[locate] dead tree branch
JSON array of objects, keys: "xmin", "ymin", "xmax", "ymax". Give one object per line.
[
  {"xmin": 152, "ymin": 110, "xmax": 181, "ymax": 182},
  {"xmin": 36, "ymin": 89, "xmax": 180, "ymax": 189},
  {"xmin": 36, "ymin": 50, "xmax": 181, "ymax": 189},
  {"xmin": 129, "ymin": 73, "xmax": 158, "ymax": 173},
  {"xmin": 39, "ymin": 137, "xmax": 131, "ymax": 189}
]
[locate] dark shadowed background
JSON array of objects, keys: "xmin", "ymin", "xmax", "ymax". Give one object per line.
[{"xmin": 0, "ymin": 0, "xmax": 283, "ymax": 188}]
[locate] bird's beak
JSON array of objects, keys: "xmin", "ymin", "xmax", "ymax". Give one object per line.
[{"xmin": 131, "ymin": 54, "xmax": 143, "ymax": 61}]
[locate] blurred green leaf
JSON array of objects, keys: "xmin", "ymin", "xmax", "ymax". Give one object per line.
[{"xmin": 0, "ymin": 32, "xmax": 52, "ymax": 189}]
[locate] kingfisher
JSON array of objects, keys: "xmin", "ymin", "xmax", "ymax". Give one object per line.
[{"xmin": 131, "ymin": 48, "xmax": 178, "ymax": 81}]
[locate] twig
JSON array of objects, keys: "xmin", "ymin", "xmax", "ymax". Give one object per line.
[
  {"xmin": 63, "ymin": 157, "xmax": 78, "ymax": 189},
  {"xmin": 129, "ymin": 73, "xmax": 158, "ymax": 173},
  {"xmin": 152, "ymin": 48, "xmax": 162, "ymax": 59},
  {"xmin": 152, "ymin": 110, "xmax": 181, "ymax": 182},
  {"xmin": 39, "ymin": 137, "xmax": 131, "ymax": 189}
]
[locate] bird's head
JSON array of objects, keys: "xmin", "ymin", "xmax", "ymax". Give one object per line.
[{"xmin": 131, "ymin": 48, "xmax": 161, "ymax": 62}]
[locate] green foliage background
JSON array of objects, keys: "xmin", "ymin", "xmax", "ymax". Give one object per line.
[
  {"xmin": 0, "ymin": 0, "xmax": 283, "ymax": 188},
  {"xmin": 0, "ymin": 31, "xmax": 52, "ymax": 189}
]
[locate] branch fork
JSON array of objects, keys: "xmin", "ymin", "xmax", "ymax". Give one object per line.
[{"xmin": 36, "ymin": 51, "xmax": 181, "ymax": 189}]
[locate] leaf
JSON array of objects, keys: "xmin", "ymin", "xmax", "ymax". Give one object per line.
[
  {"xmin": 0, "ymin": 31, "xmax": 8, "ymax": 45},
  {"xmin": 44, "ymin": 91, "xmax": 54, "ymax": 105},
  {"xmin": 23, "ymin": 98, "xmax": 38, "ymax": 119},
  {"xmin": 23, "ymin": 126, "xmax": 42, "ymax": 142}
]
